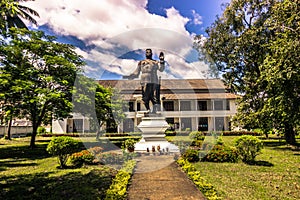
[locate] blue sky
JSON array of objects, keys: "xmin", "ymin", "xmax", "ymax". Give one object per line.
[{"xmin": 23, "ymin": 0, "xmax": 230, "ymax": 80}]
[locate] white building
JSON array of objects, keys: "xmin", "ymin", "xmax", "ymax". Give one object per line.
[{"xmin": 52, "ymin": 79, "xmax": 238, "ymax": 133}]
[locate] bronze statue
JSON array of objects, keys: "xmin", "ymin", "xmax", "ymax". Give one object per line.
[{"xmin": 124, "ymin": 49, "xmax": 165, "ymax": 113}]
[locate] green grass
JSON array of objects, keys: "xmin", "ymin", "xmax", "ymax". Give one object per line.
[
  {"xmin": 0, "ymin": 137, "xmax": 117, "ymax": 200},
  {"xmin": 193, "ymin": 137, "xmax": 300, "ymax": 200}
]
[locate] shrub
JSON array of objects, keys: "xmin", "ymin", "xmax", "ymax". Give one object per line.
[
  {"xmin": 46, "ymin": 136, "xmax": 79, "ymax": 168},
  {"xmin": 105, "ymin": 160, "xmax": 136, "ymax": 200},
  {"xmin": 189, "ymin": 131, "xmax": 205, "ymax": 141},
  {"xmin": 165, "ymin": 130, "xmax": 176, "ymax": 136},
  {"xmin": 123, "ymin": 139, "xmax": 136, "ymax": 152},
  {"xmin": 221, "ymin": 131, "xmax": 263, "ymax": 136},
  {"xmin": 177, "ymin": 158, "xmax": 221, "ymax": 200},
  {"xmin": 201, "ymin": 144, "xmax": 239, "ymax": 163},
  {"xmin": 88, "ymin": 146, "xmax": 103, "ymax": 155},
  {"xmin": 191, "ymin": 140, "xmax": 203, "ymax": 147},
  {"xmin": 69, "ymin": 150, "xmax": 95, "ymax": 167},
  {"xmin": 100, "ymin": 152, "xmax": 124, "ymax": 165},
  {"xmin": 182, "ymin": 149, "xmax": 200, "ymax": 162},
  {"xmin": 234, "ymin": 135, "xmax": 263, "ymax": 163},
  {"xmin": 37, "ymin": 126, "xmax": 47, "ymax": 135}
]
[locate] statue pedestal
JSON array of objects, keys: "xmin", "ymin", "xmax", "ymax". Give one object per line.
[{"xmin": 134, "ymin": 112, "xmax": 179, "ymax": 153}]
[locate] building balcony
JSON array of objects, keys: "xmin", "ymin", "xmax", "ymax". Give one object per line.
[{"xmin": 125, "ymin": 110, "xmax": 236, "ymax": 118}]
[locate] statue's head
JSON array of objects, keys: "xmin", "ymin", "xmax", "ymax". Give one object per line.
[{"xmin": 145, "ymin": 48, "xmax": 152, "ymax": 59}]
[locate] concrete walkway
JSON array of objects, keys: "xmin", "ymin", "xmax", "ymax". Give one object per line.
[{"xmin": 127, "ymin": 154, "xmax": 206, "ymax": 200}]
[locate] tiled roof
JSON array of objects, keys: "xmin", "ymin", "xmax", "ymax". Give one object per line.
[
  {"xmin": 98, "ymin": 79, "xmax": 229, "ymax": 90},
  {"xmin": 120, "ymin": 93, "xmax": 237, "ymax": 101},
  {"xmin": 98, "ymin": 79, "xmax": 239, "ymax": 100}
]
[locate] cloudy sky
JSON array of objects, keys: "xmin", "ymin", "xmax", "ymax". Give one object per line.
[{"xmin": 23, "ymin": 0, "xmax": 230, "ymax": 80}]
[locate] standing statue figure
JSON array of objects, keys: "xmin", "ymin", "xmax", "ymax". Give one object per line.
[{"xmin": 124, "ymin": 49, "xmax": 165, "ymax": 113}]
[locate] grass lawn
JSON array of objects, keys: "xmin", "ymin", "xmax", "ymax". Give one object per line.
[
  {"xmin": 193, "ymin": 136, "xmax": 300, "ymax": 200},
  {"xmin": 0, "ymin": 137, "xmax": 117, "ymax": 200}
]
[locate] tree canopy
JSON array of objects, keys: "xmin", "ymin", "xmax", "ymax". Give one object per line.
[
  {"xmin": 0, "ymin": 0, "xmax": 39, "ymax": 34},
  {"xmin": 195, "ymin": 0, "xmax": 299, "ymax": 144},
  {"xmin": 0, "ymin": 28, "xmax": 84, "ymax": 147}
]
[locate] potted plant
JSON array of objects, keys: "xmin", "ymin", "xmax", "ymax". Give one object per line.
[{"xmin": 124, "ymin": 139, "xmax": 136, "ymax": 152}]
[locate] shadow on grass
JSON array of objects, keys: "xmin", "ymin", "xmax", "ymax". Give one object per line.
[
  {"xmin": 263, "ymin": 140, "xmax": 287, "ymax": 147},
  {"xmin": 246, "ymin": 160, "xmax": 274, "ymax": 167},
  {"xmin": 0, "ymin": 143, "xmax": 50, "ymax": 160},
  {"xmin": 0, "ymin": 160, "xmax": 38, "ymax": 171},
  {"xmin": 0, "ymin": 168, "xmax": 116, "ymax": 200}
]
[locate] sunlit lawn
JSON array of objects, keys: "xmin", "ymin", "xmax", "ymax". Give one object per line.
[
  {"xmin": 193, "ymin": 137, "xmax": 300, "ymax": 200},
  {"xmin": 0, "ymin": 137, "xmax": 117, "ymax": 200}
]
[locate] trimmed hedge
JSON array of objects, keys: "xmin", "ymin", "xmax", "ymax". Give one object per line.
[
  {"xmin": 105, "ymin": 160, "xmax": 136, "ymax": 200},
  {"xmin": 201, "ymin": 144, "xmax": 239, "ymax": 163},
  {"xmin": 177, "ymin": 158, "xmax": 221, "ymax": 200}
]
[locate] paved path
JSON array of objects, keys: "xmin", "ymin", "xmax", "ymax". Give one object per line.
[{"xmin": 127, "ymin": 154, "xmax": 206, "ymax": 200}]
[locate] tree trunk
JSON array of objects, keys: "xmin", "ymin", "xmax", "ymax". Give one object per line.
[
  {"xmin": 6, "ymin": 118, "xmax": 12, "ymax": 140},
  {"xmin": 284, "ymin": 124, "xmax": 296, "ymax": 145},
  {"xmin": 30, "ymin": 122, "xmax": 38, "ymax": 148}
]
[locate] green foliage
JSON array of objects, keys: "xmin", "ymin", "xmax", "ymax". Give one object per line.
[
  {"xmin": 37, "ymin": 126, "xmax": 47, "ymax": 135},
  {"xmin": 165, "ymin": 130, "xmax": 176, "ymax": 136},
  {"xmin": 195, "ymin": 0, "xmax": 299, "ymax": 144},
  {"xmin": 100, "ymin": 152, "xmax": 124, "ymax": 165},
  {"xmin": 201, "ymin": 144, "xmax": 239, "ymax": 163},
  {"xmin": 189, "ymin": 131, "xmax": 205, "ymax": 141},
  {"xmin": 88, "ymin": 84, "xmax": 126, "ymax": 137},
  {"xmin": 234, "ymin": 135, "xmax": 263, "ymax": 163},
  {"xmin": 105, "ymin": 160, "xmax": 136, "ymax": 200},
  {"xmin": 177, "ymin": 158, "xmax": 221, "ymax": 200},
  {"xmin": 46, "ymin": 136, "xmax": 79, "ymax": 168},
  {"xmin": 123, "ymin": 139, "xmax": 136, "ymax": 151},
  {"xmin": 182, "ymin": 149, "xmax": 200, "ymax": 162},
  {"xmin": 69, "ymin": 150, "xmax": 95, "ymax": 167},
  {"xmin": 0, "ymin": 28, "xmax": 84, "ymax": 148},
  {"xmin": 0, "ymin": 0, "xmax": 39, "ymax": 34}
]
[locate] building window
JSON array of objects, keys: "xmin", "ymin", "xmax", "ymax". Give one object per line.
[
  {"xmin": 123, "ymin": 118, "xmax": 134, "ymax": 133},
  {"xmin": 198, "ymin": 117, "xmax": 208, "ymax": 131},
  {"xmin": 198, "ymin": 101, "xmax": 207, "ymax": 111},
  {"xmin": 215, "ymin": 117, "xmax": 224, "ymax": 131},
  {"xmin": 128, "ymin": 102, "xmax": 134, "ymax": 112},
  {"xmin": 214, "ymin": 100, "xmax": 223, "ymax": 110},
  {"xmin": 180, "ymin": 101, "xmax": 191, "ymax": 111},
  {"xmin": 226, "ymin": 100, "xmax": 230, "ymax": 110},
  {"xmin": 181, "ymin": 118, "xmax": 192, "ymax": 130},
  {"xmin": 166, "ymin": 118, "xmax": 175, "ymax": 131},
  {"xmin": 73, "ymin": 119, "xmax": 83, "ymax": 133},
  {"xmin": 163, "ymin": 101, "xmax": 174, "ymax": 111},
  {"xmin": 137, "ymin": 102, "xmax": 141, "ymax": 111}
]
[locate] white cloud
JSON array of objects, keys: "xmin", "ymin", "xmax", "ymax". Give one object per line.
[
  {"xmin": 22, "ymin": 0, "xmax": 210, "ymax": 79},
  {"xmin": 191, "ymin": 10, "xmax": 203, "ymax": 25}
]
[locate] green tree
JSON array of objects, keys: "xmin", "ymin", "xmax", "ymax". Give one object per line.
[
  {"xmin": 0, "ymin": 28, "xmax": 84, "ymax": 148},
  {"xmin": 257, "ymin": 0, "xmax": 300, "ymax": 144},
  {"xmin": 0, "ymin": 0, "xmax": 39, "ymax": 33},
  {"xmin": 95, "ymin": 84, "xmax": 126, "ymax": 136},
  {"xmin": 195, "ymin": 0, "xmax": 299, "ymax": 144},
  {"xmin": 72, "ymin": 76, "xmax": 126, "ymax": 137}
]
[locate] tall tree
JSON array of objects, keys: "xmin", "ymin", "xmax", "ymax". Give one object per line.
[
  {"xmin": 0, "ymin": 0, "xmax": 39, "ymax": 33},
  {"xmin": 94, "ymin": 84, "xmax": 126, "ymax": 137},
  {"xmin": 257, "ymin": 0, "xmax": 300, "ymax": 143},
  {"xmin": 0, "ymin": 28, "xmax": 84, "ymax": 147},
  {"xmin": 62, "ymin": 72, "xmax": 126, "ymax": 137},
  {"xmin": 195, "ymin": 0, "xmax": 299, "ymax": 144}
]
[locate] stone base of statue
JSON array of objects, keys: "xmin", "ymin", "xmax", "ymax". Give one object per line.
[{"xmin": 134, "ymin": 111, "xmax": 179, "ymax": 153}]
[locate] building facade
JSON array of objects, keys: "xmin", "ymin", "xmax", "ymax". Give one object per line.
[
  {"xmin": 99, "ymin": 79, "xmax": 238, "ymax": 133},
  {"xmin": 52, "ymin": 79, "xmax": 238, "ymax": 133}
]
